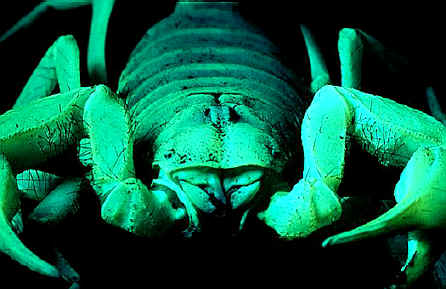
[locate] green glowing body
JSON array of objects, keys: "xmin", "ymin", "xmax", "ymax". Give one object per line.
[{"xmin": 0, "ymin": 1, "xmax": 445, "ymax": 287}]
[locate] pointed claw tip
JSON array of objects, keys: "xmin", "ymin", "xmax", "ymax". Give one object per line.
[
  {"xmin": 322, "ymin": 235, "xmax": 346, "ymax": 247},
  {"xmin": 322, "ymin": 237, "xmax": 333, "ymax": 248}
]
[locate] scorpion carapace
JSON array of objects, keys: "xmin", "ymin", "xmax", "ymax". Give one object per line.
[
  {"xmin": 118, "ymin": 2, "xmax": 304, "ymax": 174},
  {"xmin": 1, "ymin": 1, "xmax": 446, "ymax": 288}
]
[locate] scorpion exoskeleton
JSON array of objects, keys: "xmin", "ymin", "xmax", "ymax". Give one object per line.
[{"xmin": 0, "ymin": 1, "xmax": 445, "ymax": 288}]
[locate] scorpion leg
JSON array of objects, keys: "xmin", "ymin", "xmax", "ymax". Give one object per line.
[
  {"xmin": 0, "ymin": 0, "xmax": 114, "ymax": 83},
  {"xmin": 0, "ymin": 154, "xmax": 59, "ymax": 277},
  {"xmin": 0, "ymin": 87, "xmax": 92, "ymax": 276},
  {"xmin": 11, "ymin": 32, "xmax": 81, "ymax": 214},
  {"xmin": 301, "ymin": 26, "xmax": 369, "ymax": 92},
  {"xmin": 82, "ymin": 85, "xmax": 185, "ymax": 236},
  {"xmin": 16, "ymin": 169, "xmax": 62, "ymax": 201},
  {"xmin": 87, "ymin": 0, "xmax": 115, "ymax": 83},
  {"xmin": 300, "ymin": 25, "xmax": 330, "ymax": 93},
  {"xmin": 338, "ymin": 27, "xmax": 410, "ymax": 90},
  {"xmin": 0, "ymin": 35, "xmax": 93, "ymax": 277},
  {"xmin": 13, "ymin": 34, "xmax": 82, "ymax": 223},
  {"xmin": 9, "ymin": 170, "xmax": 61, "ymax": 234},
  {"xmin": 401, "ymin": 230, "xmax": 446, "ymax": 285},
  {"xmin": 13, "ymin": 34, "xmax": 81, "ymax": 108},
  {"xmin": 28, "ymin": 178, "xmax": 81, "ymax": 225},
  {"xmin": 338, "ymin": 28, "xmax": 364, "ymax": 89},
  {"xmin": 426, "ymin": 86, "xmax": 446, "ymax": 126},
  {"xmin": 10, "ymin": 34, "xmax": 82, "ymax": 281},
  {"xmin": 15, "ymin": 171, "xmax": 81, "ymax": 281},
  {"xmin": 0, "ymin": 1, "xmax": 91, "ymax": 43},
  {"xmin": 18, "ymin": 173, "xmax": 81, "ymax": 282}
]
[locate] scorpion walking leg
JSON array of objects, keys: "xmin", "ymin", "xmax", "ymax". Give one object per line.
[
  {"xmin": 8, "ymin": 34, "xmax": 86, "ymax": 223},
  {"xmin": 13, "ymin": 34, "xmax": 81, "ymax": 108},
  {"xmin": 339, "ymin": 28, "xmax": 446, "ymax": 130},
  {"xmin": 300, "ymin": 25, "xmax": 330, "ymax": 93},
  {"xmin": 0, "ymin": 34, "xmax": 92, "ymax": 277},
  {"xmin": 82, "ymin": 85, "xmax": 185, "ymax": 237},
  {"xmin": 15, "ymin": 34, "xmax": 83, "ymax": 221},
  {"xmin": 87, "ymin": 0, "xmax": 115, "ymax": 83},
  {"xmin": 0, "ymin": 0, "xmax": 115, "ymax": 83},
  {"xmin": 10, "ymin": 34, "xmax": 81, "ymax": 232},
  {"xmin": 426, "ymin": 86, "xmax": 446, "ymax": 126},
  {"xmin": 28, "ymin": 178, "xmax": 82, "ymax": 283},
  {"xmin": 28, "ymin": 178, "xmax": 81, "ymax": 225},
  {"xmin": 302, "ymin": 26, "xmax": 378, "ymax": 92},
  {"xmin": 0, "ymin": 2, "xmax": 50, "ymax": 43},
  {"xmin": 0, "ymin": 154, "xmax": 59, "ymax": 277},
  {"xmin": 19, "ymin": 175, "xmax": 81, "ymax": 282},
  {"xmin": 15, "ymin": 173, "xmax": 82, "ymax": 282},
  {"xmin": 0, "ymin": 88, "xmax": 92, "ymax": 277},
  {"xmin": 338, "ymin": 27, "xmax": 410, "ymax": 90},
  {"xmin": 10, "ymin": 170, "xmax": 61, "ymax": 234},
  {"xmin": 338, "ymin": 28, "xmax": 364, "ymax": 89},
  {"xmin": 17, "ymin": 170, "xmax": 62, "ymax": 201}
]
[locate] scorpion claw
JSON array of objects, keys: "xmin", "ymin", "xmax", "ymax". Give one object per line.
[
  {"xmin": 101, "ymin": 178, "xmax": 184, "ymax": 237},
  {"xmin": 0, "ymin": 213, "xmax": 60, "ymax": 278},
  {"xmin": 259, "ymin": 178, "xmax": 342, "ymax": 239},
  {"xmin": 323, "ymin": 145, "xmax": 446, "ymax": 285},
  {"xmin": 322, "ymin": 221, "xmax": 443, "ymax": 287},
  {"xmin": 321, "ymin": 220, "xmax": 444, "ymax": 287},
  {"xmin": 324, "ymin": 146, "xmax": 446, "ymax": 248}
]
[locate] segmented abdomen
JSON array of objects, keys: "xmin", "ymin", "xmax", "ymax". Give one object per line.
[{"xmin": 118, "ymin": 2, "xmax": 304, "ymax": 173}]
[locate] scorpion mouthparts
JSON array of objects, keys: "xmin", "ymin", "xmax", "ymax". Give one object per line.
[{"xmin": 208, "ymin": 185, "xmax": 227, "ymax": 206}]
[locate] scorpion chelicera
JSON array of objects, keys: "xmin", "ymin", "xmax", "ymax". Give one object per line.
[{"xmin": 0, "ymin": 1, "xmax": 445, "ymax": 288}]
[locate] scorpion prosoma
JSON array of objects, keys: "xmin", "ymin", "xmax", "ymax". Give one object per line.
[{"xmin": 0, "ymin": 1, "xmax": 445, "ymax": 288}]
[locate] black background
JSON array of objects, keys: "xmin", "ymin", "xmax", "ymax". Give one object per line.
[{"xmin": 0, "ymin": 1, "xmax": 445, "ymax": 288}]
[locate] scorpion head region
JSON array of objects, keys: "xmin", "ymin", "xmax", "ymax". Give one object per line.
[{"xmin": 154, "ymin": 165, "xmax": 265, "ymax": 235}]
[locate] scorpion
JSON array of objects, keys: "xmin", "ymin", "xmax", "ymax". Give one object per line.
[{"xmin": 0, "ymin": 1, "xmax": 445, "ymax": 288}]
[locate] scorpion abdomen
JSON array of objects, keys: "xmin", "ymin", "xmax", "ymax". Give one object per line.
[{"xmin": 118, "ymin": 1, "xmax": 303, "ymax": 173}]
